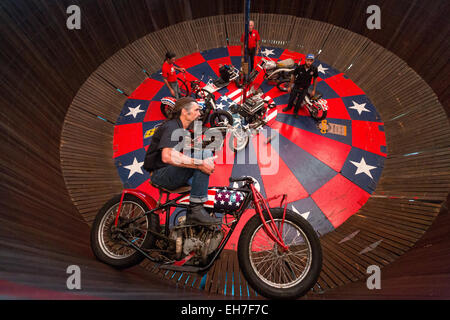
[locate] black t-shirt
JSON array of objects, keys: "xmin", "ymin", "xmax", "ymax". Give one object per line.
[
  {"xmin": 143, "ymin": 118, "xmax": 191, "ymax": 172},
  {"xmin": 293, "ymin": 64, "xmax": 318, "ymax": 89}
]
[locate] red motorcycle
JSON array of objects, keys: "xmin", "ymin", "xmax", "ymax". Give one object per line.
[{"xmin": 90, "ymin": 176, "xmax": 322, "ymax": 299}]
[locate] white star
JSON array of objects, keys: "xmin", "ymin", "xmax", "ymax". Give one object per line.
[
  {"xmin": 261, "ymin": 48, "xmax": 275, "ymax": 56},
  {"xmin": 236, "ymin": 202, "xmax": 241, "ymax": 206},
  {"xmin": 220, "ymin": 200, "xmax": 225, "ymax": 205},
  {"xmin": 291, "ymin": 206, "xmax": 310, "ymax": 219},
  {"xmin": 225, "ymin": 194, "xmax": 230, "ymax": 199},
  {"xmin": 216, "ymin": 102, "xmax": 226, "ymax": 109},
  {"xmin": 317, "ymin": 64, "xmax": 328, "ymax": 74},
  {"xmin": 220, "ymin": 95, "xmax": 230, "ymax": 102},
  {"xmin": 125, "ymin": 104, "xmax": 145, "ymax": 118},
  {"xmin": 349, "ymin": 101, "xmax": 370, "ymax": 115},
  {"xmin": 123, "ymin": 157, "xmax": 144, "ymax": 179},
  {"xmin": 350, "ymin": 157, "xmax": 377, "ymax": 179}
]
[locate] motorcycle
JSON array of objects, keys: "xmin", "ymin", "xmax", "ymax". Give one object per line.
[
  {"xmin": 160, "ymin": 90, "xmax": 233, "ymax": 127},
  {"xmin": 278, "ymin": 85, "xmax": 328, "ymax": 121},
  {"xmin": 90, "ymin": 176, "xmax": 322, "ymax": 299},
  {"xmin": 215, "ymin": 89, "xmax": 278, "ymax": 152},
  {"xmin": 237, "ymin": 52, "xmax": 300, "ymax": 87},
  {"xmin": 203, "ymin": 64, "xmax": 241, "ymax": 93}
]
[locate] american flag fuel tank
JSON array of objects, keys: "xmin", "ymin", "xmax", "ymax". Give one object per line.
[{"xmin": 177, "ymin": 188, "xmax": 249, "ymax": 211}]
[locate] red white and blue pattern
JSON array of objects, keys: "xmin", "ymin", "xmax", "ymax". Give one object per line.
[
  {"xmin": 177, "ymin": 188, "xmax": 247, "ymax": 212},
  {"xmin": 112, "ymin": 46, "xmax": 387, "ymax": 248}
]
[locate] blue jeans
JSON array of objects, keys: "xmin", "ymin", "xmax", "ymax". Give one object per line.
[
  {"xmin": 150, "ymin": 149, "xmax": 213, "ymax": 203},
  {"xmin": 169, "ymin": 81, "xmax": 181, "ymax": 99}
]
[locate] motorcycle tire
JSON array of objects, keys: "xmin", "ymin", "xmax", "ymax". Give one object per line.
[
  {"xmin": 90, "ymin": 194, "xmax": 160, "ymax": 269},
  {"xmin": 160, "ymin": 101, "xmax": 173, "ymax": 119},
  {"xmin": 229, "ymin": 129, "xmax": 249, "ymax": 152},
  {"xmin": 310, "ymin": 108, "xmax": 327, "ymax": 121},
  {"xmin": 237, "ymin": 208, "xmax": 322, "ymax": 299},
  {"xmin": 195, "ymin": 88, "xmax": 214, "ymax": 102},
  {"xmin": 177, "ymin": 77, "xmax": 190, "ymax": 97},
  {"xmin": 277, "ymin": 79, "xmax": 290, "ymax": 92},
  {"xmin": 209, "ymin": 110, "xmax": 234, "ymax": 127}
]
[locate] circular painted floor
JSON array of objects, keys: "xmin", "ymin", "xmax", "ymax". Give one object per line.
[{"xmin": 112, "ymin": 46, "xmax": 387, "ymax": 249}]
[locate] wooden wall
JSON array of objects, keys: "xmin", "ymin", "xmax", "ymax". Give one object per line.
[{"xmin": 0, "ymin": 0, "xmax": 449, "ymax": 298}]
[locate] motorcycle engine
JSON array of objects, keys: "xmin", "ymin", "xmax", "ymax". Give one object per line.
[
  {"xmin": 169, "ymin": 216, "xmax": 224, "ymax": 262},
  {"xmin": 183, "ymin": 230, "xmax": 223, "ymax": 256},
  {"xmin": 238, "ymin": 96, "xmax": 266, "ymax": 122}
]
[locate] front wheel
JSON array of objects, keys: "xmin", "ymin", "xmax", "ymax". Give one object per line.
[
  {"xmin": 309, "ymin": 105, "xmax": 327, "ymax": 121},
  {"xmin": 194, "ymin": 88, "xmax": 214, "ymax": 102},
  {"xmin": 90, "ymin": 194, "xmax": 160, "ymax": 269},
  {"xmin": 237, "ymin": 208, "xmax": 322, "ymax": 299},
  {"xmin": 229, "ymin": 128, "xmax": 249, "ymax": 152}
]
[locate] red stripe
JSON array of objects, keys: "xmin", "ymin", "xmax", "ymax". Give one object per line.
[
  {"xmin": 352, "ymin": 120, "xmax": 387, "ymax": 157},
  {"xmin": 113, "ymin": 123, "xmax": 143, "ymax": 158},
  {"xmin": 129, "ymin": 78, "xmax": 164, "ymax": 101},
  {"xmin": 311, "ymin": 174, "xmax": 370, "ymax": 228}
]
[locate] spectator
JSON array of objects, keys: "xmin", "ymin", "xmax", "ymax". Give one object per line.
[
  {"xmin": 240, "ymin": 20, "xmax": 260, "ymax": 73},
  {"xmin": 162, "ymin": 51, "xmax": 186, "ymax": 99}
]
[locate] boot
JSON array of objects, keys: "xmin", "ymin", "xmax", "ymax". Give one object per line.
[
  {"xmin": 282, "ymin": 105, "xmax": 292, "ymax": 112},
  {"xmin": 186, "ymin": 203, "xmax": 221, "ymax": 225}
]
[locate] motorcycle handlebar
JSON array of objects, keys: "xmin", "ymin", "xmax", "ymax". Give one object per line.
[{"xmin": 229, "ymin": 176, "xmax": 254, "ymax": 183}]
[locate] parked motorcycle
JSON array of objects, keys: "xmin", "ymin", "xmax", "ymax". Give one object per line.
[{"xmin": 278, "ymin": 85, "xmax": 328, "ymax": 121}]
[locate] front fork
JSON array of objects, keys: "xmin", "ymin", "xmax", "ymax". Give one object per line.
[{"xmin": 249, "ymin": 184, "xmax": 289, "ymax": 252}]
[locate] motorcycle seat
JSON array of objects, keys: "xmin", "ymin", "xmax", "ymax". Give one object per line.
[{"xmin": 149, "ymin": 180, "xmax": 191, "ymax": 194}]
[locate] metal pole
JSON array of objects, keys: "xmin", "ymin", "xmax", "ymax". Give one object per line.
[{"xmin": 242, "ymin": 0, "xmax": 251, "ymax": 104}]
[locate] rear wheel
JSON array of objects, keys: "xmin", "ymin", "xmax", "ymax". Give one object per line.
[
  {"xmin": 309, "ymin": 105, "xmax": 327, "ymax": 121},
  {"xmin": 237, "ymin": 208, "xmax": 322, "ymax": 299},
  {"xmin": 160, "ymin": 102, "xmax": 173, "ymax": 118},
  {"xmin": 90, "ymin": 194, "xmax": 160, "ymax": 269},
  {"xmin": 277, "ymin": 80, "xmax": 290, "ymax": 92},
  {"xmin": 177, "ymin": 77, "xmax": 189, "ymax": 97}
]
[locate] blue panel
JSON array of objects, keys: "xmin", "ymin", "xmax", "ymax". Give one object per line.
[
  {"xmin": 313, "ymin": 60, "xmax": 340, "ymax": 80},
  {"xmin": 341, "ymin": 95, "xmax": 383, "ymax": 122},
  {"xmin": 187, "ymin": 62, "xmax": 218, "ymax": 84},
  {"xmin": 116, "ymin": 99, "xmax": 150, "ymax": 125},
  {"xmin": 315, "ymin": 80, "xmax": 340, "ymax": 100},
  {"xmin": 142, "ymin": 120, "xmax": 164, "ymax": 147},
  {"xmin": 341, "ymin": 147, "xmax": 386, "ymax": 194},
  {"xmin": 287, "ymin": 197, "xmax": 335, "ymax": 236},
  {"xmin": 275, "ymin": 113, "xmax": 353, "ymax": 146},
  {"xmin": 201, "ymin": 47, "xmax": 229, "ymax": 60},
  {"xmin": 114, "ymin": 147, "xmax": 149, "ymax": 189}
]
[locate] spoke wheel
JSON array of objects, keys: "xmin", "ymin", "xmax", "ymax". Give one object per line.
[{"xmin": 237, "ymin": 208, "xmax": 322, "ymax": 299}]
